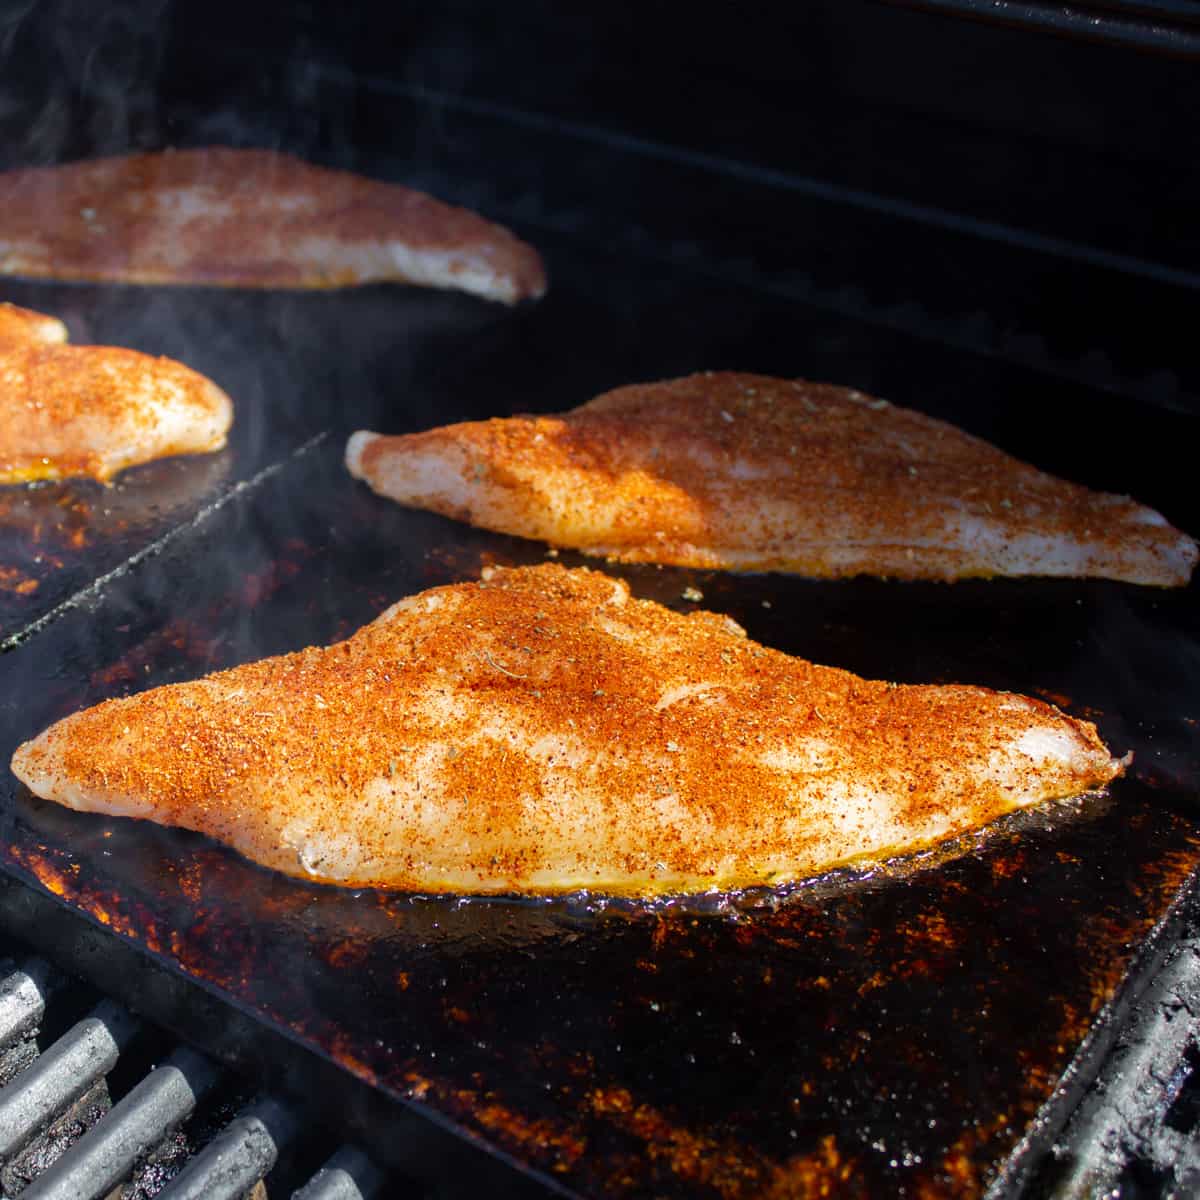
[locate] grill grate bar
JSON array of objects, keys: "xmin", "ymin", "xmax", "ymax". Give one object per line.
[
  {"xmin": 291, "ymin": 1146, "xmax": 387, "ymax": 1200},
  {"xmin": 155, "ymin": 1096, "xmax": 295, "ymax": 1200},
  {"xmin": 1011, "ymin": 932, "xmax": 1200, "ymax": 1198},
  {"xmin": 19, "ymin": 1047, "xmax": 220, "ymax": 1200},
  {"xmin": 0, "ymin": 962, "xmax": 55, "ymax": 1051},
  {"xmin": 0, "ymin": 931, "xmax": 399, "ymax": 1198},
  {"xmin": 0, "ymin": 999, "xmax": 140, "ymax": 1161}
]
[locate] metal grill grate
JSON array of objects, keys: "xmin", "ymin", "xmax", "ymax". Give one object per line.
[
  {"xmin": 0, "ymin": 943, "xmax": 388, "ymax": 1199},
  {"xmin": 1019, "ymin": 933, "xmax": 1200, "ymax": 1199},
  {"xmin": 985, "ymin": 893, "xmax": 1200, "ymax": 1200}
]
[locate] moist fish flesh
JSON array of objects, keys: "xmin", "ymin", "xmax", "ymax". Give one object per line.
[
  {"xmin": 11, "ymin": 564, "xmax": 1126, "ymax": 896},
  {"xmin": 346, "ymin": 372, "xmax": 1197, "ymax": 586}
]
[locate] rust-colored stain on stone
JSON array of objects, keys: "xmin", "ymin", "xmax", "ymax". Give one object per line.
[
  {"xmin": 4, "ymin": 780, "xmax": 1199, "ymax": 1198},
  {"xmin": 0, "ymin": 567, "xmax": 39, "ymax": 595},
  {"xmin": 584, "ymin": 1085, "xmax": 860, "ymax": 1198},
  {"xmin": 469, "ymin": 1092, "xmax": 588, "ymax": 1170}
]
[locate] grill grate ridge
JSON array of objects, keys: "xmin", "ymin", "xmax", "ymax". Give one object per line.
[{"xmin": 0, "ymin": 948, "xmax": 389, "ymax": 1199}]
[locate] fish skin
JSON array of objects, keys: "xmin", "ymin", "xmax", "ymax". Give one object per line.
[
  {"xmin": 0, "ymin": 303, "xmax": 232, "ymax": 484},
  {"xmin": 0, "ymin": 148, "xmax": 547, "ymax": 305},
  {"xmin": 11, "ymin": 564, "xmax": 1125, "ymax": 896},
  {"xmin": 346, "ymin": 372, "xmax": 1197, "ymax": 586}
]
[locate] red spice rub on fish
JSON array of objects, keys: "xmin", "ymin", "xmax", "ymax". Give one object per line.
[
  {"xmin": 11, "ymin": 564, "xmax": 1125, "ymax": 896},
  {"xmin": 347, "ymin": 372, "xmax": 1197, "ymax": 586},
  {"xmin": 0, "ymin": 148, "xmax": 547, "ymax": 304},
  {"xmin": 0, "ymin": 302, "xmax": 231, "ymax": 484}
]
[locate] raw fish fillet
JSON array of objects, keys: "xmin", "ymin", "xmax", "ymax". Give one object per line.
[
  {"xmin": 346, "ymin": 372, "xmax": 1197, "ymax": 586},
  {"xmin": 0, "ymin": 148, "xmax": 547, "ymax": 305},
  {"xmin": 0, "ymin": 303, "xmax": 232, "ymax": 484},
  {"xmin": 11, "ymin": 564, "xmax": 1125, "ymax": 896}
]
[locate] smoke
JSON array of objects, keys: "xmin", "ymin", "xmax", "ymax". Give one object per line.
[{"xmin": 0, "ymin": 0, "xmax": 173, "ymax": 163}]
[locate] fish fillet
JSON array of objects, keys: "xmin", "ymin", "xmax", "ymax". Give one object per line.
[
  {"xmin": 11, "ymin": 564, "xmax": 1124, "ymax": 896},
  {"xmin": 0, "ymin": 148, "xmax": 547, "ymax": 305},
  {"xmin": 0, "ymin": 303, "xmax": 232, "ymax": 484},
  {"xmin": 346, "ymin": 372, "xmax": 1197, "ymax": 586},
  {"xmin": 0, "ymin": 302, "xmax": 67, "ymax": 349}
]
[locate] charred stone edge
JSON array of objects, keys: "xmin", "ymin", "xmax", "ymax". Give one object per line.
[{"xmin": 983, "ymin": 863, "xmax": 1200, "ymax": 1198}]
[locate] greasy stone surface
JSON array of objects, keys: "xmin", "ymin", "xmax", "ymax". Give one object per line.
[{"xmin": 3, "ymin": 781, "xmax": 1198, "ymax": 1199}]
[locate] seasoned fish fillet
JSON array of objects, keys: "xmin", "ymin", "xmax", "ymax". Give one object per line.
[
  {"xmin": 346, "ymin": 372, "xmax": 1197, "ymax": 586},
  {"xmin": 0, "ymin": 304, "xmax": 232, "ymax": 484},
  {"xmin": 0, "ymin": 148, "xmax": 547, "ymax": 305},
  {"xmin": 0, "ymin": 302, "xmax": 67, "ymax": 349},
  {"xmin": 11, "ymin": 564, "xmax": 1125, "ymax": 896}
]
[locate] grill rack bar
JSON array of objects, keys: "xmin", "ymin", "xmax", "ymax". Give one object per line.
[
  {"xmin": 292, "ymin": 1147, "xmax": 387, "ymax": 1200},
  {"xmin": 156, "ymin": 1097, "xmax": 294, "ymax": 1200},
  {"xmin": 20, "ymin": 1045, "xmax": 220, "ymax": 1200},
  {"xmin": 0, "ymin": 963, "xmax": 56, "ymax": 1055},
  {"xmin": 0, "ymin": 954, "xmax": 392, "ymax": 1199},
  {"xmin": 0, "ymin": 1000, "xmax": 140, "ymax": 1161}
]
